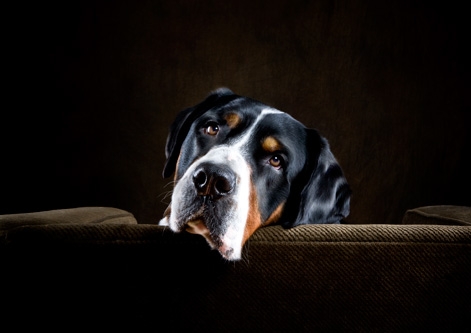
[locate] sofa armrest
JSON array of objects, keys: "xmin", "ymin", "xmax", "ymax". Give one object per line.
[
  {"xmin": 0, "ymin": 207, "xmax": 137, "ymax": 231},
  {"xmin": 402, "ymin": 205, "xmax": 471, "ymax": 226}
]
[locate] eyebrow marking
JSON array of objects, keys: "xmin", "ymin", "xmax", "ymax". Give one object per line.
[
  {"xmin": 224, "ymin": 112, "xmax": 241, "ymax": 129},
  {"xmin": 232, "ymin": 108, "xmax": 284, "ymax": 150},
  {"xmin": 262, "ymin": 136, "xmax": 281, "ymax": 152}
]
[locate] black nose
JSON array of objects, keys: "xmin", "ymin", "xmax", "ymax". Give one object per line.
[{"xmin": 192, "ymin": 163, "xmax": 236, "ymax": 200}]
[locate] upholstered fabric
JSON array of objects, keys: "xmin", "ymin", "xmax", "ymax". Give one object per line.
[
  {"xmin": 0, "ymin": 207, "xmax": 137, "ymax": 231},
  {"xmin": 2, "ymin": 207, "xmax": 470, "ymax": 331},
  {"xmin": 402, "ymin": 205, "xmax": 471, "ymax": 226}
]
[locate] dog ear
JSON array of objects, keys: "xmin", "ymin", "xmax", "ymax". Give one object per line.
[
  {"xmin": 162, "ymin": 88, "xmax": 236, "ymax": 178},
  {"xmin": 282, "ymin": 129, "xmax": 351, "ymax": 227}
]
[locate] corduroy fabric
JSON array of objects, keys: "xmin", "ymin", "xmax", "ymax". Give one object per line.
[
  {"xmin": 0, "ymin": 207, "xmax": 137, "ymax": 231},
  {"xmin": 402, "ymin": 205, "xmax": 471, "ymax": 226},
  {"xmin": 3, "ymin": 222, "xmax": 470, "ymax": 331},
  {"xmin": 5, "ymin": 223, "xmax": 469, "ymax": 246},
  {"xmin": 250, "ymin": 224, "xmax": 471, "ymax": 243}
]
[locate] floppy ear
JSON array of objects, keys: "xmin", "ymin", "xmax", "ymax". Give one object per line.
[
  {"xmin": 282, "ymin": 129, "xmax": 351, "ymax": 227},
  {"xmin": 162, "ymin": 88, "xmax": 237, "ymax": 178}
]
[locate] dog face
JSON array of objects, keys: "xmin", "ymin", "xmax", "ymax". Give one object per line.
[{"xmin": 159, "ymin": 88, "xmax": 350, "ymax": 260}]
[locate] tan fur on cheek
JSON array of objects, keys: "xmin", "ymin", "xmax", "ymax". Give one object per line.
[
  {"xmin": 242, "ymin": 183, "xmax": 263, "ymax": 245},
  {"xmin": 265, "ymin": 202, "xmax": 286, "ymax": 226}
]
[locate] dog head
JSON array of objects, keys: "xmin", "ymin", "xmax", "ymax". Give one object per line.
[{"xmin": 159, "ymin": 88, "xmax": 350, "ymax": 260}]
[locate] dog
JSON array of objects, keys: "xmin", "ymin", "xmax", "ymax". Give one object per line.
[{"xmin": 159, "ymin": 88, "xmax": 351, "ymax": 260}]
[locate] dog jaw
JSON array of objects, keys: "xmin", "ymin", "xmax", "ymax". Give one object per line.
[
  {"xmin": 161, "ymin": 216, "xmax": 244, "ymax": 260},
  {"xmin": 163, "ymin": 145, "xmax": 251, "ymax": 261},
  {"xmin": 185, "ymin": 220, "xmax": 215, "ymax": 246}
]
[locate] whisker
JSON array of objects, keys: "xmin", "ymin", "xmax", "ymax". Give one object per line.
[
  {"xmin": 158, "ymin": 190, "xmax": 174, "ymax": 205},
  {"xmin": 163, "ymin": 181, "xmax": 176, "ymax": 189}
]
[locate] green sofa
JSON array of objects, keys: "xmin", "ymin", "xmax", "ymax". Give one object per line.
[{"xmin": 2, "ymin": 205, "xmax": 470, "ymax": 331}]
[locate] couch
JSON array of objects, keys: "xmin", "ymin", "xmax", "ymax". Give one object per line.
[
  {"xmin": 2, "ymin": 0, "xmax": 470, "ymax": 331},
  {"xmin": 2, "ymin": 205, "xmax": 470, "ymax": 331}
]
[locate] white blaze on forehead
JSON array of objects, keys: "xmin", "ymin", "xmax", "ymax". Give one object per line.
[{"xmin": 231, "ymin": 108, "xmax": 284, "ymax": 149}]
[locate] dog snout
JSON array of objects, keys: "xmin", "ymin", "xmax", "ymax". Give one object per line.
[{"xmin": 192, "ymin": 162, "xmax": 236, "ymax": 199}]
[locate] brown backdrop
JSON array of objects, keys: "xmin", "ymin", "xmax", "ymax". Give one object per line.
[{"xmin": 2, "ymin": 0, "xmax": 469, "ymax": 225}]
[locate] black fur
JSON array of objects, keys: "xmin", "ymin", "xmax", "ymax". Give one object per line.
[
  {"xmin": 163, "ymin": 88, "xmax": 239, "ymax": 178},
  {"xmin": 163, "ymin": 88, "xmax": 351, "ymax": 228}
]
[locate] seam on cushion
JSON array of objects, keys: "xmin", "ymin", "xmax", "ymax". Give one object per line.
[
  {"xmin": 88, "ymin": 212, "xmax": 136, "ymax": 224},
  {"xmin": 247, "ymin": 240, "xmax": 471, "ymax": 246},
  {"xmin": 57, "ymin": 240, "xmax": 471, "ymax": 246},
  {"xmin": 8, "ymin": 235, "xmax": 470, "ymax": 246},
  {"xmin": 6, "ymin": 238, "xmax": 470, "ymax": 248},
  {"xmin": 4, "ymin": 225, "xmax": 471, "ymax": 245}
]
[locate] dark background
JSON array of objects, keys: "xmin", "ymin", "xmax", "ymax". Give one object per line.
[{"xmin": 2, "ymin": 0, "xmax": 470, "ymax": 225}]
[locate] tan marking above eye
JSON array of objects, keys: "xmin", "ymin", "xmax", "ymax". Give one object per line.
[
  {"xmin": 262, "ymin": 136, "xmax": 281, "ymax": 153},
  {"xmin": 224, "ymin": 112, "xmax": 241, "ymax": 128}
]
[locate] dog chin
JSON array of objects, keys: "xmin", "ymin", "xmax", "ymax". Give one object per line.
[
  {"xmin": 185, "ymin": 220, "xmax": 214, "ymax": 245},
  {"xmin": 186, "ymin": 220, "xmax": 241, "ymax": 261},
  {"xmin": 159, "ymin": 215, "xmax": 242, "ymax": 261}
]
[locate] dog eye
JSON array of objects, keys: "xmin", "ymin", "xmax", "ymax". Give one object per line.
[
  {"xmin": 269, "ymin": 155, "xmax": 283, "ymax": 169},
  {"xmin": 203, "ymin": 122, "xmax": 219, "ymax": 136}
]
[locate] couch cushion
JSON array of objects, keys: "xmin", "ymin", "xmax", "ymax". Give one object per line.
[
  {"xmin": 402, "ymin": 205, "xmax": 471, "ymax": 226},
  {"xmin": 0, "ymin": 207, "xmax": 137, "ymax": 231},
  {"xmin": 3, "ymin": 223, "xmax": 470, "ymax": 331}
]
